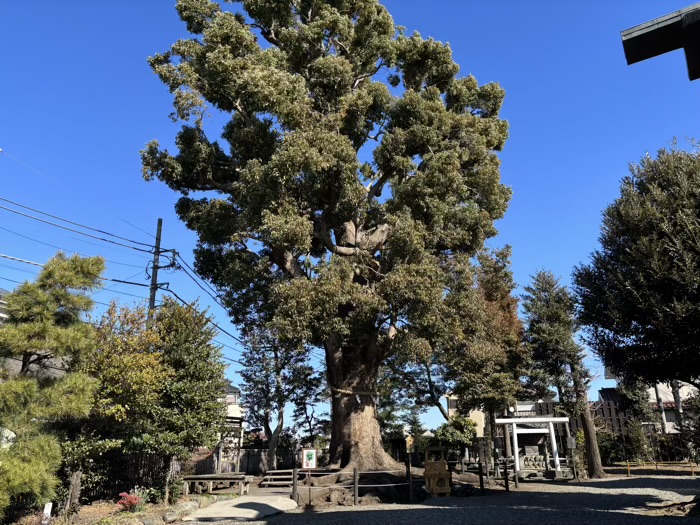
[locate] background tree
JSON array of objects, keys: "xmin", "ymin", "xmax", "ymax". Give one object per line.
[
  {"xmin": 0, "ymin": 253, "xmax": 103, "ymax": 519},
  {"xmin": 433, "ymin": 414, "xmax": 476, "ymax": 460},
  {"xmin": 150, "ymin": 298, "xmax": 228, "ymax": 499},
  {"xmin": 143, "ymin": 0, "xmax": 510, "ymax": 469},
  {"xmin": 522, "ymin": 271, "xmax": 605, "ymax": 479},
  {"xmin": 445, "ymin": 247, "xmax": 524, "ymax": 464},
  {"xmin": 239, "ymin": 327, "xmax": 317, "ymax": 470},
  {"xmin": 574, "ymin": 145, "xmax": 700, "ymax": 388},
  {"xmin": 79, "ymin": 299, "xmax": 227, "ymax": 501},
  {"xmin": 290, "ymin": 370, "xmax": 327, "ymax": 449}
]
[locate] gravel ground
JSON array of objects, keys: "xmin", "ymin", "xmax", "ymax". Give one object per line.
[{"xmin": 188, "ymin": 475, "xmax": 699, "ymax": 525}]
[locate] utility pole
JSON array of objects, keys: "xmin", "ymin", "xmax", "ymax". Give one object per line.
[{"xmin": 147, "ymin": 218, "xmax": 163, "ymax": 321}]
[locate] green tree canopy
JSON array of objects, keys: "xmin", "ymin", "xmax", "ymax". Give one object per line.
[
  {"xmin": 0, "ymin": 253, "xmax": 102, "ymax": 519},
  {"xmin": 143, "ymin": 0, "xmax": 510, "ymax": 469},
  {"xmin": 574, "ymin": 146, "xmax": 700, "ymax": 388},
  {"xmin": 522, "ymin": 271, "xmax": 604, "ymax": 479}
]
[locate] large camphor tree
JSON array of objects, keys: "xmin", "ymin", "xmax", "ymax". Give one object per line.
[{"xmin": 143, "ymin": 0, "xmax": 510, "ymax": 469}]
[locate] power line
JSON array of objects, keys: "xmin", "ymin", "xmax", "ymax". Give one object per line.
[
  {"xmin": 176, "ymin": 254, "xmax": 222, "ymax": 298},
  {"xmin": 164, "ymin": 287, "xmax": 245, "ymax": 346},
  {"xmin": 0, "ymin": 196, "xmax": 155, "ymax": 248},
  {"xmin": 0, "ymin": 149, "xmax": 48, "ymax": 178},
  {"xmin": 0, "ymin": 262, "xmax": 38, "ymax": 276},
  {"xmin": 0, "ymin": 253, "xmax": 151, "ymax": 290},
  {"xmin": 119, "ymin": 217, "xmax": 157, "ymax": 240},
  {"xmin": 68, "ymin": 236, "xmax": 151, "ymax": 260},
  {"xmin": 176, "ymin": 256, "xmax": 227, "ymax": 308},
  {"xmin": 0, "ymin": 225, "xmax": 144, "ymax": 268},
  {"xmin": 0, "ymin": 205, "xmax": 153, "ymax": 254}
]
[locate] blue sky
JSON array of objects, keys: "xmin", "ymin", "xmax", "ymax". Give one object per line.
[{"xmin": 1, "ymin": 1, "xmax": 699, "ymax": 429}]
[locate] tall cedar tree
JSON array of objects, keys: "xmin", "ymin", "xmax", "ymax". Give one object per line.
[
  {"xmin": 574, "ymin": 146, "xmax": 700, "ymax": 388},
  {"xmin": 0, "ymin": 254, "xmax": 103, "ymax": 518},
  {"xmin": 522, "ymin": 271, "xmax": 605, "ymax": 479},
  {"xmin": 143, "ymin": 0, "xmax": 510, "ymax": 469}
]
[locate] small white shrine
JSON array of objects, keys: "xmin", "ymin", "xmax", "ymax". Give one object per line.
[{"xmin": 495, "ymin": 416, "xmax": 571, "ymax": 477}]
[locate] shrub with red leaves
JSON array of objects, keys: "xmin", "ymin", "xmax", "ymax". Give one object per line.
[{"xmin": 117, "ymin": 492, "xmax": 142, "ymax": 512}]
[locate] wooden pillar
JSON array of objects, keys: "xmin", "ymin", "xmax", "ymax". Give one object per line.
[{"xmin": 504, "ymin": 421, "xmax": 513, "ymax": 458}]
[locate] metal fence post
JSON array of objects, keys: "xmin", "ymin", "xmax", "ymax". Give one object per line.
[
  {"xmin": 504, "ymin": 462, "xmax": 509, "ymax": 492},
  {"xmin": 353, "ymin": 468, "xmax": 359, "ymax": 506}
]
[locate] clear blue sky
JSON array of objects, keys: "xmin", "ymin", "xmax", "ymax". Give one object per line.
[{"xmin": 1, "ymin": 1, "xmax": 698, "ymax": 429}]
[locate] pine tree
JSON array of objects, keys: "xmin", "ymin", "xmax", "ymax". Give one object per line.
[{"xmin": 0, "ymin": 253, "xmax": 103, "ymax": 519}]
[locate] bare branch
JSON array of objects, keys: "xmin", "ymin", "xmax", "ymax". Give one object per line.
[
  {"xmin": 359, "ymin": 223, "xmax": 391, "ymax": 252},
  {"xmin": 315, "ymin": 218, "xmax": 359, "ymax": 257},
  {"xmin": 367, "ymin": 170, "xmax": 391, "ymax": 198},
  {"xmin": 271, "ymin": 248, "xmax": 306, "ymax": 279}
]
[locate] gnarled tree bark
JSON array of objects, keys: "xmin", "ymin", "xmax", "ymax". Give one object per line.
[{"xmin": 326, "ymin": 337, "xmax": 401, "ymax": 471}]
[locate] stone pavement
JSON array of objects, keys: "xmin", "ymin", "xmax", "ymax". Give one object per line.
[{"xmin": 183, "ymin": 495, "xmax": 297, "ymax": 522}]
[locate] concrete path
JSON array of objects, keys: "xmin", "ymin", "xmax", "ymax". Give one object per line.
[{"xmin": 183, "ymin": 495, "xmax": 297, "ymax": 522}]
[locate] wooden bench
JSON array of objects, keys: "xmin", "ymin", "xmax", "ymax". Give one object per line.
[{"xmin": 182, "ymin": 474, "xmax": 253, "ymax": 496}]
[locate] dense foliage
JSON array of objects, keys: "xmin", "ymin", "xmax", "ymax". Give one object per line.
[
  {"xmin": 143, "ymin": 0, "xmax": 511, "ymax": 468},
  {"xmin": 0, "ymin": 254, "xmax": 103, "ymax": 520},
  {"xmin": 574, "ymin": 146, "xmax": 700, "ymax": 388},
  {"xmin": 521, "ymin": 271, "xmax": 604, "ymax": 478}
]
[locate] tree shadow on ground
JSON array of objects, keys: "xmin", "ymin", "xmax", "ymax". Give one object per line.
[
  {"xmin": 262, "ymin": 481, "xmax": 694, "ymax": 525},
  {"xmin": 565, "ymin": 475, "xmax": 699, "ymax": 495}
]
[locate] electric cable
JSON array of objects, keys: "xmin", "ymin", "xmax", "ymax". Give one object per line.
[
  {"xmin": 0, "ymin": 196, "xmax": 155, "ymax": 248},
  {"xmin": 0, "ymin": 225, "xmax": 144, "ymax": 268},
  {"xmin": 0, "ymin": 205, "xmax": 153, "ymax": 253}
]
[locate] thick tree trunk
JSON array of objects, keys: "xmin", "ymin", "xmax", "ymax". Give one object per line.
[
  {"xmin": 326, "ymin": 338, "xmax": 401, "ymax": 471},
  {"xmin": 266, "ymin": 421, "xmax": 283, "ymax": 472},
  {"xmin": 573, "ymin": 373, "xmax": 605, "ymax": 479},
  {"xmin": 263, "ymin": 410, "xmax": 283, "ymax": 472},
  {"xmin": 671, "ymin": 380, "xmax": 684, "ymax": 434}
]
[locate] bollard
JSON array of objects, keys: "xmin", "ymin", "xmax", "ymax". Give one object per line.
[
  {"xmin": 627, "ymin": 462, "xmax": 631, "ymax": 478},
  {"xmin": 291, "ymin": 467, "xmax": 298, "ymax": 503},
  {"xmin": 478, "ymin": 461, "xmax": 485, "ymax": 495},
  {"xmin": 353, "ymin": 468, "xmax": 359, "ymax": 506},
  {"xmin": 504, "ymin": 462, "xmax": 510, "ymax": 492},
  {"xmin": 691, "ymin": 461, "xmax": 695, "ymax": 477}
]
